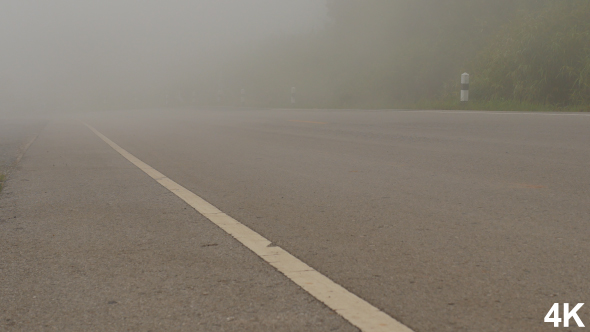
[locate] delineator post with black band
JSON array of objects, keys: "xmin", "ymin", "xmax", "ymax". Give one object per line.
[
  {"xmin": 291, "ymin": 87, "xmax": 296, "ymax": 104},
  {"xmin": 461, "ymin": 72, "xmax": 470, "ymax": 102}
]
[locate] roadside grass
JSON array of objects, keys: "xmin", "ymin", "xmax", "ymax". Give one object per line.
[
  {"xmin": 238, "ymin": 99, "xmax": 590, "ymax": 113},
  {"xmin": 0, "ymin": 173, "xmax": 5, "ymax": 193},
  {"xmin": 407, "ymin": 99, "xmax": 590, "ymax": 112}
]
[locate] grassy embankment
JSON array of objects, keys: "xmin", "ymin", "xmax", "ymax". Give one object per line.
[{"xmin": 408, "ymin": 100, "xmax": 590, "ymax": 112}]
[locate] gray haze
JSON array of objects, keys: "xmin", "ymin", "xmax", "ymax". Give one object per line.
[{"xmin": 0, "ymin": 1, "xmax": 327, "ymax": 113}]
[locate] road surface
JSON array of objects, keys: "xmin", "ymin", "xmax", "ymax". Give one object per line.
[{"xmin": 1, "ymin": 108, "xmax": 589, "ymax": 331}]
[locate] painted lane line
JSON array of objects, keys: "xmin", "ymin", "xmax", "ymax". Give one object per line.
[
  {"xmin": 83, "ymin": 122, "xmax": 413, "ymax": 332},
  {"xmin": 14, "ymin": 135, "xmax": 38, "ymax": 166}
]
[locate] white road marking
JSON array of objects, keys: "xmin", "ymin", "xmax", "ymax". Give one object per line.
[
  {"xmin": 83, "ymin": 122, "xmax": 413, "ymax": 332},
  {"xmin": 15, "ymin": 135, "xmax": 38, "ymax": 166}
]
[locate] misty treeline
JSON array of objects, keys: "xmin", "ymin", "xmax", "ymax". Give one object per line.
[
  {"xmin": 214, "ymin": 0, "xmax": 590, "ymax": 108},
  {"xmin": 6, "ymin": 1, "xmax": 588, "ymax": 112}
]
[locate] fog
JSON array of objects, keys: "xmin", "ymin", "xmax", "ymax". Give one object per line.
[
  {"xmin": 3, "ymin": 1, "xmax": 588, "ymax": 113},
  {"xmin": 0, "ymin": 1, "xmax": 327, "ymax": 113}
]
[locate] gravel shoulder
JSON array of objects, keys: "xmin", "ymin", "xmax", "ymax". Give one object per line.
[{"xmin": 0, "ymin": 115, "xmax": 47, "ymax": 176}]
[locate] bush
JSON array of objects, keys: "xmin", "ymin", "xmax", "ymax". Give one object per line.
[{"xmin": 471, "ymin": 1, "xmax": 590, "ymax": 104}]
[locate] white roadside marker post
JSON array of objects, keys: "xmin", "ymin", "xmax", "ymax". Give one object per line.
[
  {"xmin": 291, "ymin": 87, "xmax": 296, "ymax": 105},
  {"xmin": 461, "ymin": 73, "xmax": 470, "ymax": 102}
]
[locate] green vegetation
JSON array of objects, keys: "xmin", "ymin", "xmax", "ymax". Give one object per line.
[
  {"xmin": 0, "ymin": 173, "xmax": 5, "ymax": 193},
  {"xmin": 409, "ymin": 100, "xmax": 590, "ymax": 112},
  {"xmin": 469, "ymin": 1, "xmax": 590, "ymax": 105},
  {"xmin": 215, "ymin": 0, "xmax": 590, "ymax": 111}
]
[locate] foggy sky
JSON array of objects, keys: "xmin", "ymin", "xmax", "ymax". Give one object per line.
[{"xmin": 0, "ymin": 0, "xmax": 327, "ymax": 111}]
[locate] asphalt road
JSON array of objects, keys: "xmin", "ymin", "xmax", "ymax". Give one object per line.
[{"xmin": 1, "ymin": 108, "xmax": 589, "ymax": 331}]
